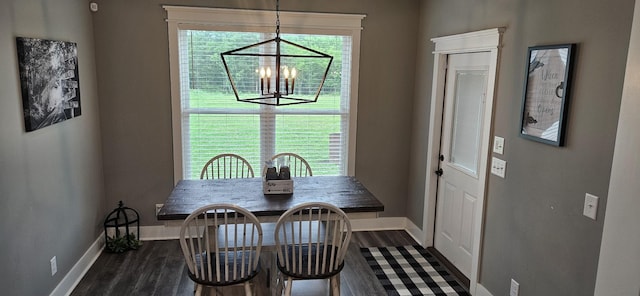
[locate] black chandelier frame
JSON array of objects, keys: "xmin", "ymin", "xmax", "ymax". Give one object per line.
[{"xmin": 220, "ymin": 0, "xmax": 333, "ymax": 106}]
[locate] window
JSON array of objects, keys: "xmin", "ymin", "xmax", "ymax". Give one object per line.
[{"xmin": 165, "ymin": 7, "xmax": 365, "ymax": 181}]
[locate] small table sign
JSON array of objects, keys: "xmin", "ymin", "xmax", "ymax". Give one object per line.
[{"xmin": 263, "ymin": 179, "xmax": 293, "ymax": 194}]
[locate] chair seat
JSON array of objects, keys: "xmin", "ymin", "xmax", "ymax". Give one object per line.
[
  {"xmin": 189, "ymin": 250, "xmax": 261, "ymax": 286},
  {"xmin": 276, "ymin": 244, "xmax": 344, "ymax": 279}
]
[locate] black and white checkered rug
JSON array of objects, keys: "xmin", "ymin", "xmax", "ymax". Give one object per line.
[{"xmin": 361, "ymin": 245, "xmax": 470, "ymax": 296}]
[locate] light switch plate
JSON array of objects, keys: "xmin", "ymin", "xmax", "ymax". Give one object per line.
[
  {"xmin": 583, "ymin": 193, "xmax": 599, "ymax": 220},
  {"xmin": 491, "ymin": 157, "xmax": 506, "ymax": 178},
  {"xmin": 493, "ymin": 136, "xmax": 505, "ymax": 154}
]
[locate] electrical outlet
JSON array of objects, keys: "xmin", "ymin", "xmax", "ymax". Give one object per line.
[
  {"xmin": 50, "ymin": 256, "xmax": 57, "ymax": 276},
  {"xmin": 155, "ymin": 204, "xmax": 164, "ymax": 216},
  {"xmin": 510, "ymin": 278, "xmax": 519, "ymax": 296},
  {"xmin": 583, "ymin": 193, "xmax": 599, "ymax": 220}
]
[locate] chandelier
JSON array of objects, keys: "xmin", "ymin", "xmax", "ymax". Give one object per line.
[{"xmin": 220, "ymin": 0, "xmax": 333, "ymax": 106}]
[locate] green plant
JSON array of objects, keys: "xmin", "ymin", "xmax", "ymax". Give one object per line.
[
  {"xmin": 126, "ymin": 233, "xmax": 142, "ymax": 250},
  {"xmin": 106, "ymin": 233, "xmax": 142, "ymax": 253}
]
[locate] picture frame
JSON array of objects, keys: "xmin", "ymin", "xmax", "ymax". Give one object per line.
[
  {"xmin": 520, "ymin": 44, "xmax": 575, "ymax": 146},
  {"xmin": 16, "ymin": 37, "xmax": 81, "ymax": 132}
]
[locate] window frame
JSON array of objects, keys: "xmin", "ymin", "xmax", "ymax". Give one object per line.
[{"xmin": 165, "ymin": 6, "xmax": 365, "ymax": 183}]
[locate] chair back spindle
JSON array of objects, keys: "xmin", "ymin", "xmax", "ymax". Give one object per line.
[
  {"xmin": 275, "ymin": 202, "xmax": 351, "ymax": 280},
  {"xmin": 179, "ymin": 204, "xmax": 262, "ymax": 294},
  {"xmin": 200, "ymin": 154, "xmax": 255, "ymax": 179},
  {"xmin": 265, "ymin": 153, "xmax": 312, "ymax": 177}
]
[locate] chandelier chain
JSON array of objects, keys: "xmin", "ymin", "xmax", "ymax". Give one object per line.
[{"xmin": 276, "ymin": 0, "xmax": 280, "ymax": 37}]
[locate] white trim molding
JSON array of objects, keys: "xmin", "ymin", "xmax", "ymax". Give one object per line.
[
  {"xmin": 139, "ymin": 217, "xmax": 418, "ymax": 241},
  {"xmin": 49, "ymin": 232, "xmax": 105, "ymax": 296},
  {"xmin": 140, "ymin": 225, "xmax": 182, "ymax": 241},
  {"xmin": 422, "ymin": 27, "xmax": 504, "ymax": 296},
  {"xmin": 404, "ymin": 218, "xmax": 424, "ymax": 245},
  {"xmin": 164, "ymin": 6, "xmax": 365, "ymax": 33},
  {"xmin": 163, "ymin": 6, "xmax": 366, "ymax": 182},
  {"xmin": 432, "ymin": 28, "xmax": 504, "ymax": 54}
]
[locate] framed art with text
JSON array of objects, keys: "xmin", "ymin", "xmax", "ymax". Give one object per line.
[
  {"xmin": 520, "ymin": 44, "xmax": 575, "ymax": 146},
  {"xmin": 16, "ymin": 37, "xmax": 81, "ymax": 132}
]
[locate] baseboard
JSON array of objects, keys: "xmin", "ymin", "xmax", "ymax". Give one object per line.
[
  {"xmin": 49, "ymin": 232, "xmax": 105, "ymax": 296},
  {"xmin": 474, "ymin": 283, "xmax": 494, "ymax": 296},
  {"xmin": 349, "ymin": 217, "xmax": 408, "ymax": 231},
  {"xmin": 139, "ymin": 224, "xmax": 182, "ymax": 241},
  {"xmin": 140, "ymin": 217, "xmax": 417, "ymax": 240},
  {"xmin": 404, "ymin": 218, "xmax": 424, "ymax": 246}
]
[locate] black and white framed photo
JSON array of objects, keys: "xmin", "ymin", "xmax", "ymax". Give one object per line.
[
  {"xmin": 16, "ymin": 37, "xmax": 81, "ymax": 132},
  {"xmin": 520, "ymin": 44, "xmax": 575, "ymax": 146}
]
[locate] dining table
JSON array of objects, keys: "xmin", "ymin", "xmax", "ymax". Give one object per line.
[
  {"xmin": 157, "ymin": 175, "xmax": 384, "ymax": 295},
  {"xmin": 157, "ymin": 175, "xmax": 385, "ymax": 223}
]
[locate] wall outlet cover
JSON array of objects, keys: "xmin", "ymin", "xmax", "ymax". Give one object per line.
[
  {"xmin": 583, "ymin": 193, "xmax": 599, "ymax": 220},
  {"xmin": 50, "ymin": 256, "xmax": 57, "ymax": 276},
  {"xmin": 510, "ymin": 279, "xmax": 519, "ymax": 296}
]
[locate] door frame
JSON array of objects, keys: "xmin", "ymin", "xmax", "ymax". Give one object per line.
[{"xmin": 421, "ymin": 28, "xmax": 504, "ymax": 294}]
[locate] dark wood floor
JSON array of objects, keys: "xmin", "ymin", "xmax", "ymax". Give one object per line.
[{"xmin": 71, "ymin": 230, "xmax": 417, "ymax": 296}]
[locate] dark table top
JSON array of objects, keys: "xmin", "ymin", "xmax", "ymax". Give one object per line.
[{"xmin": 157, "ymin": 175, "xmax": 385, "ymax": 221}]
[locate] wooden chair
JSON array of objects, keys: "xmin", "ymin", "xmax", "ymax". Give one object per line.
[
  {"xmin": 274, "ymin": 202, "xmax": 352, "ymax": 296},
  {"xmin": 179, "ymin": 204, "xmax": 263, "ymax": 296},
  {"xmin": 200, "ymin": 154, "xmax": 255, "ymax": 179},
  {"xmin": 265, "ymin": 153, "xmax": 312, "ymax": 177}
]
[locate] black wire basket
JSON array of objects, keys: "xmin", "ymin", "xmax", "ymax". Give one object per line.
[{"xmin": 103, "ymin": 201, "xmax": 141, "ymax": 253}]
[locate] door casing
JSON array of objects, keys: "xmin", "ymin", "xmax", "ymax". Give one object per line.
[{"xmin": 421, "ymin": 28, "xmax": 504, "ymax": 294}]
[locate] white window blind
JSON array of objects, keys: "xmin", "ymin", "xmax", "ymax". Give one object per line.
[{"xmin": 165, "ymin": 7, "xmax": 365, "ymax": 181}]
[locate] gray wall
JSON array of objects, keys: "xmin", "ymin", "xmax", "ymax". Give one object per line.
[
  {"xmin": 2, "ymin": 0, "xmax": 635, "ymax": 294},
  {"xmin": 595, "ymin": 0, "xmax": 640, "ymax": 294},
  {"xmin": 91, "ymin": 0, "xmax": 420, "ymax": 224},
  {"xmin": 409, "ymin": 0, "xmax": 634, "ymax": 295},
  {"xmin": 0, "ymin": 0, "xmax": 105, "ymax": 295}
]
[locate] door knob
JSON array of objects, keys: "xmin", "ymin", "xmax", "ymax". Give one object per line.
[{"xmin": 435, "ymin": 168, "xmax": 443, "ymax": 176}]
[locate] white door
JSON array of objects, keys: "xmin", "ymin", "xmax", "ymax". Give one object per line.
[{"xmin": 434, "ymin": 52, "xmax": 490, "ymax": 278}]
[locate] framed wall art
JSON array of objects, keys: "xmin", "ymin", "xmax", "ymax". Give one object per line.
[
  {"xmin": 16, "ymin": 37, "xmax": 81, "ymax": 132},
  {"xmin": 520, "ymin": 44, "xmax": 575, "ymax": 146}
]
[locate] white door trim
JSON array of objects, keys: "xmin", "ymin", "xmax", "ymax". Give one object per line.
[{"xmin": 422, "ymin": 28, "xmax": 504, "ymax": 295}]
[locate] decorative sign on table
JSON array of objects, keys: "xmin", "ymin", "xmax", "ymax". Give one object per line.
[
  {"xmin": 519, "ymin": 44, "xmax": 575, "ymax": 146},
  {"xmin": 16, "ymin": 37, "xmax": 82, "ymax": 132},
  {"xmin": 263, "ymin": 163, "xmax": 293, "ymax": 194}
]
